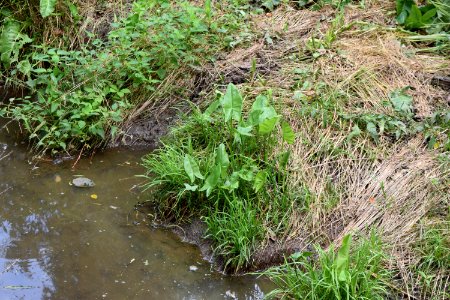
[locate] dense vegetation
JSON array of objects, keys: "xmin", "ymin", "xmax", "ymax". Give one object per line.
[{"xmin": 1, "ymin": 0, "xmax": 449, "ymax": 299}]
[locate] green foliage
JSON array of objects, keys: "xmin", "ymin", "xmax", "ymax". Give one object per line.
[
  {"xmin": 142, "ymin": 83, "xmax": 294, "ymax": 203},
  {"xmin": 0, "ymin": 20, "xmax": 32, "ymax": 68},
  {"xmin": 412, "ymin": 219, "xmax": 450, "ymax": 299},
  {"xmin": 397, "ymin": 0, "xmax": 438, "ymax": 30},
  {"xmin": 204, "ymin": 197, "xmax": 263, "ymax": 272},
  {"xmin": 263, "ymin": 233, "xmax": 393, "ymax": 300},
  {"xmin": 415, "ymin": 220, "xmax": 450, "ymax": 270},
  {"xmin": 396, "ymin": 0, "xmax": 450, "ymax": 34},
  {"xmin": 39, "ymin": 0, "xmax": 57, "ymax": 18},
  {"xmin": 395, "ymin": 0, "xmax": 449, "ymax": 52},
  {"xmin": 1, "ymin": 0, "xmax": 250, "ymax": 153},
  {"xmin": 141, "ymin": 84, "xmax": 296, "ymax": 270},
  {"xmin": 295, "ymin": 79, "xmax": 449, "ymax": 150}
]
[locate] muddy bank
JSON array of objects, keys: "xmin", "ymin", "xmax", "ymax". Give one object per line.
[{"xmin": 164, "ymin": 218, "xmax": 310, "ymax": 273}]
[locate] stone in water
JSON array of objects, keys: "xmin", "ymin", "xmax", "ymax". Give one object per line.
[
  {"xmin": 72, "ymin": 177, "xmax": 95, "ymax": 188},
  {"xmin": 189, "ymin": 265, "xmax": 198, "ymax": 272}
]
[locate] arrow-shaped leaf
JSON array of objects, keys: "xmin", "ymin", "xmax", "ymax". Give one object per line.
[
  {"xmin": 184, "ymin": 154, "xmax": 203, "ymax": 183},
  {"xmin": 221, "ymin": 83, "xmax": 243, "ymax": 122},
  {"xmin": 200, "ymin": 165, "xmax": 221, "ymax": 197},
  {"xmin": 281, "ymin": 121, "xmax": 295, "ymax": 144},
  {"xmin": 259, "ymin": 116, "xmax": 280, "ymax": 135}
]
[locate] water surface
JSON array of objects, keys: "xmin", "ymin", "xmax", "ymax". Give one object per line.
[{"xmin": 0, "ymin": 129, "xmax": 270, "ymax": 299}]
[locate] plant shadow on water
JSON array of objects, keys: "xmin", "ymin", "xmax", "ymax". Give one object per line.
[{"xmin": 0, "ymin": 127, "xmax": 271, "ymax": 299}]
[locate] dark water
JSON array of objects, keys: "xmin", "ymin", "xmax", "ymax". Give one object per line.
[{"xmin": 0, "ymin": 130, "xmax": 270, "ymax": 299}]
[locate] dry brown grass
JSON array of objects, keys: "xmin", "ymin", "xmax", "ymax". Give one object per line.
[
  {"xmin": 322, "ymin": 31, "xmax": 449, "ymax": 117},
  {"xmin": 218, "ymin": 2, "xmax": 450, "ymax": 296},
  {"xmin": 41, "ymin": 0, "xmax": 130, "ymax": 48}
]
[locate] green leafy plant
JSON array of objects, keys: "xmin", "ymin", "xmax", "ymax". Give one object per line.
[
  {"xmin": 141, "ymin": 83, "xmax": 296, "ymax": 270},
  {"xmin": 415, "ymin": 220, "xmax": 450, "ymax": 270},
  {"xmin": 263, "ymin": 233, "xmax": 393, "ymax": 299},
  {"xmin": 1, "ymin": 0, "xmax": 249, "ymax": 154},
  {"xmin": 39, "ymin": 0, "xmax": 57, "ymax": 18},
  {"xmin": 0, "ymin": 20, "xmax": 32, "ymax": 68},
  {"xmin": 397, "ymin": 0, "xmax": 438, "ymax": 30}
]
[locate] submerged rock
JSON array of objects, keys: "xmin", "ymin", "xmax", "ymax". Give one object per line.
[
  {"xmin": 72, "ymin": 177, "xmax": 95, "ymax": 188},
  {"xmin": 189, "ymin": 265, "xmax": 198, "ymax": 272}
]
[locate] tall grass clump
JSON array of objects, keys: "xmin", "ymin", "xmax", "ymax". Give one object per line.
[
  {"xmin": 262, "ymin": 233, "xmax": 393, "ymax": 300},
  {"xmin": 412, "ymin": 217, "xmax": 450, "ymax": 299},
  {"xmin": 141, "ymin": 83, "xmax": 296, "ymax": 271}
]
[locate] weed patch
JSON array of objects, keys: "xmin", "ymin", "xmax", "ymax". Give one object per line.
[
  {"xmin": 262, "ymin": 233, "xmax": 393, "ymax": 300},
  {"xmin": 1, "ymin": 0, "xmax": 253, "ymax": 154},
  {"xmin": 141, "ymin": 83, "xmax": 297, "ymax": 271}
]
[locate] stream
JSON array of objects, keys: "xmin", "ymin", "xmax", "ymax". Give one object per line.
[{"xmin": 0, "ymin": 127, "xmax": 271, "ymax": 299}]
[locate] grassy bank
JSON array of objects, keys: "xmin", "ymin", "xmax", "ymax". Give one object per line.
[
  {"xmin": 139, "ymin": 0, "xmax": 449, "ymax": 299},
  {"xmin": 1, "ymin": 0, "xmax": 449, "ymax": 299}
]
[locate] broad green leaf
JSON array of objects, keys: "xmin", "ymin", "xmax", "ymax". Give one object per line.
[
  {"xmin": 290, "ymin": 251, "xmax": 313, "ymax": 261},
  {"xmin": 50, "ymin": 102, "xmax": 59, "ymax": 113},
  {"xmin": 405, "ymin": 4, "xmax": 423, "ymax": 29},
  {"xmin": 238, "ymin": 168, "xmax": 254, "ymax": 181},
  {"xmin": 110, "ymin": 126, "xmax": 118, "ymax": 138},
  {"xmin": 347, "ymin": 124, "xmax": 361, "ymax": 142},
  {"xmin": 40, "ymin": 0, "xmax": 57, "ymax": 18},
  {"xmin": 389, "ymin": 87, "xmax": 413, "ymax": 115},
  {"xmin": 248, "ymin": 95, "xmax": 268, "ymax": 125},
  {"xmin": 259, "ymin": 116, "xmax": 280, "ymax": 135},
  {"xmin": 67, "ymin": 2, "xmax": 79, "ymax": 20},
  {"xmin": 17, "ymin": 60, "xmax": 31, "ymax": 76},
  {"xmin": 396, "ymin": 11, "xmax": 408, "ymax": 24},
  {"xmin": 215, "ymin": 144, "xmax": 229, "ymax": 168},
  {"xmin": 183, "ymin": 183, "xmax": 198, "ymax": 191},
  {"xmin": 221, "ymin": 83, "xmax": 243, "ymax": 122},
  {"xmin": 396, "ymin": 0, "xmax": 414, "ymax": 25},
  {"xmin": 336, "ymin": 234, "xmax": 352, "ymax": 282},
  {"xmin": 76, "ymin": 120, "xmax": 85, "ymax": 129},
  {"xmin": 253, "ymin": 170, "xmax": 267, "ymax": 192},
  {"xmin": 0, "ymin": 22, "xmax": 31, "ymax": 68},
  {"xmin": 421, "ymin": 7, "xmax": 437, "ymax": 23},
  {"xmin": 251, "ymin": 95, "xmax": 268, "ymax": 112},
  {"xmin": 0, "ymin": 22, "xmax": 19, "ymax": 66},
  {"xmin": 233, "ymin": 132, "xmax": 242, "ymax": 144},
  {"xmin": 95, "ymin": 127, "xmax": 105, "ymax": 139},
  {"xmin": 249, "ymin": 110, "xmax": 263, "ymax": 126},
  {"xmin": 259, "ymin": 106, "xmax": 278, "ymax": 121},
  {"xmin": 215, "ymin": 144, "xmax": 229, "ymax": 177},
  {"xmin": 184, "ymin": 154, "xmax": 203, "ymax": 183},
  {"xmin": 281, "ymin": 121, "xmax": 295, "ymax": 144},
  {"xmin": 237, "ymin": 125, "xmax": 253, "ymax": 136},
  {"xmin": 221, "ymin": 172, "xmax": 239, "ymax": 191},
  {"xmin": 203, "ymin": 99, "xmax": 220, "ymax": 120},
  {"xmin": 366, "ymin": 122, "xmax": 378, "ymax": 141},
  {"xmin": 200, "ymin": 165, "xmax": 221, "ymax": 197}
]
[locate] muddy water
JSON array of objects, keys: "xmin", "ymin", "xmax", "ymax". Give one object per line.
[{"xmin": 0, "ymin": 131, "xmax": 270, "ymax": 299}]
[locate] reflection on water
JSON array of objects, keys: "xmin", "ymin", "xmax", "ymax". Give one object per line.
[{"xmin": 0, "ymin": 130, "xmax": 271, "ymax": 299}]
